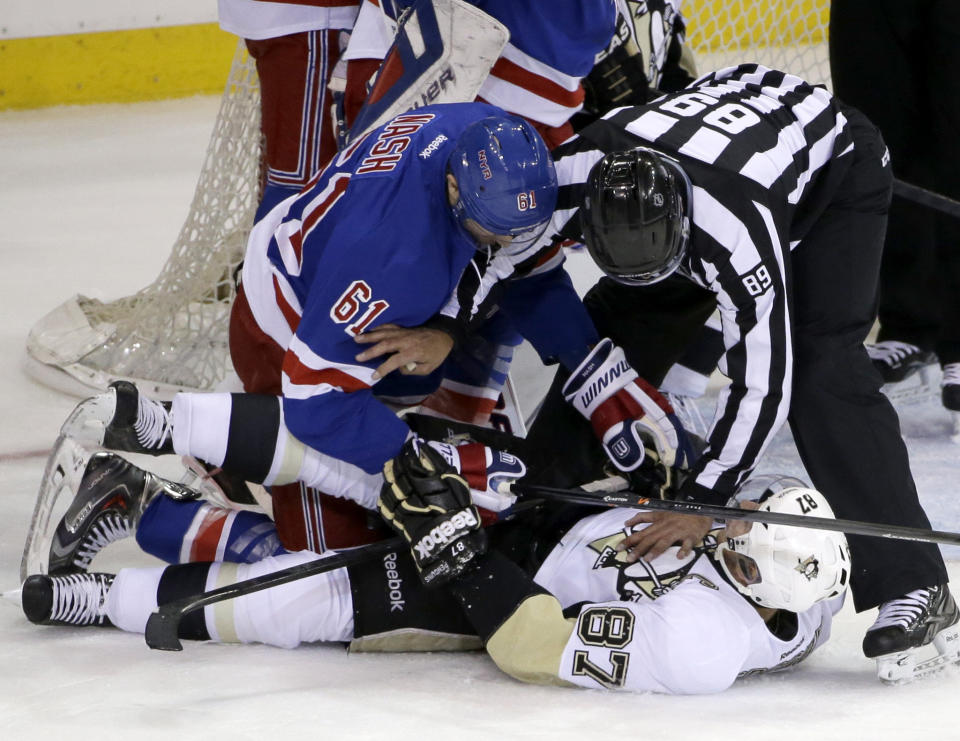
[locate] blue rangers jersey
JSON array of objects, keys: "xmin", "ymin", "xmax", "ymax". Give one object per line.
[{"xmin": 241, "ymin": 102, "xmax": 510, "ymax": 473}]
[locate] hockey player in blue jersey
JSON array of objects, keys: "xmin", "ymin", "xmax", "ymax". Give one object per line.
[
  {"xmin": 224, "ymin": 102, "xmax": 599, "ymax": 552},
  {"xmin": 28, "ymin": 103, "xmax": 595, "ymax": 573}
]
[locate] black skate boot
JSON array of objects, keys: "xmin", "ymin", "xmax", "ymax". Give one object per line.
[
  {"xmin": 866, "ymin": 341, "xmax": 937, "ymax": 384},
  {"xmin": 941, "ymin": 363, "xmax": 960, "ymax": 412},
  {"xmin": 862, "ymin": 585, "xmax": 960, "ymax": 684},
  {"xmin": 48, "ymin": 451, "xmax": 198, "ymax": 574},
  {"xmin": 60, "ymin": 380, "xmax": 174, "ymax": 455},
  {"xmin": 22, "ymin": 572, "xmax": 115, "ymax": 627}
]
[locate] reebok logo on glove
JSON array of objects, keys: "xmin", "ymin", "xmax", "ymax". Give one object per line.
[{"xmin": 412, "ymin": 508, "xmax": 479, "ymax": 562}]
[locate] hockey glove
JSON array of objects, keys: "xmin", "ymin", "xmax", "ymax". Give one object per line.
[
  {"xmin": 425, "ymin": 440, "xmax": 525, "ymax": 514},
  {"xmin": 562, "ymin": 338, "xmax": 696, "ymax": 474},
  {"xmin": 380, "ymin": 437, "xmax": 486, "ymax": 587}
]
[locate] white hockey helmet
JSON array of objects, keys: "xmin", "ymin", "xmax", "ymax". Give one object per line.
[{"xmin": 717, "ymin": 483, "xmax": 851, "ymax": 612}]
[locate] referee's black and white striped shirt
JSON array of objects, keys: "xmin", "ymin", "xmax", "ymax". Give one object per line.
[{"xmin": 466, "ymin": 64, "xmax": 859, "ymax": 501}]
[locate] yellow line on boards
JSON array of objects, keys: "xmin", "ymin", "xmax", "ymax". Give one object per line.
[{"xmin": 1, "ymin": 23, "xmax": 239, "ymax": 110}]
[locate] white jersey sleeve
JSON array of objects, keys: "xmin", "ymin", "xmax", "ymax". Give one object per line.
[{"xmin": 477, "ymin": 507, "xmax": 840, "ymax": 694}]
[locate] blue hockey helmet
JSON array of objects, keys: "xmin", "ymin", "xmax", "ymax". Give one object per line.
[{"xmin": 447, "ymin": 115, "xmax": 558, "ymax": 250}]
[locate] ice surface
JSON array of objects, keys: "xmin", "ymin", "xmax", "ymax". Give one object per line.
[{"xmin": 1, "ymin": 97, "xmax": 959, "ymax": 740}]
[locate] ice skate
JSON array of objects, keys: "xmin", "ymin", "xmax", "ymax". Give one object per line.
[
  {"xmin": 868, "ymin": 341, "xmax": 937, "ymax": 384},
  {"xmin": 47, "ymin": 449, "xmax": 198, "ymax": 574},
  {"xmin": 60, "ymin": 380, "xmax": 174, "ymax": 455},
  {"xmin": 21, "ymin": 572, "xmax": 114, "ymax": 627},
  {"xmin": 940, "ymin": 364, "xmax": 960, "ymax": 442},
  {"xmin": 863, "ymin": 585, "xmax": 960, "ymax": 684}
]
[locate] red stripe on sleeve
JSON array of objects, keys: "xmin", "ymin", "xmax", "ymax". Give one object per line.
[
  {"xmin": 284, "ymin": 354, "xmax": 371, "ymax": 392},
  {"xmin": 302, "ymin": 174, "xmax": 351, "ymax": 238},
  {"xmin": 272, "ymin": 276, "xmax": 303, "ymax": 332},
  {"xmin": 489, "ymin": 57, "xmax": 585, "ymax": 108}
]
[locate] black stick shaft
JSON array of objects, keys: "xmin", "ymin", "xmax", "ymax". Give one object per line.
[
  {"xmin": 143, "ymin": 497, "xmax": 546, "ymax": 652},
  {"xmin": 512, "ymin": 483, "xmax": 960, "ymax": 547},
  {"xmin": 893, "ymin": 178, "xmax": 960, "ymax": 220},
  {"xmin": 145, "ymin": 537, "xmax": 404, "ymax": 651}
]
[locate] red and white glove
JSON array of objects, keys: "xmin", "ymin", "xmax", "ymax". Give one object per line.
[
  {"xmin": 425, "ymin": 441, "xmax": 526, "ymax": 514},
  {"xmin": 562, "ymin": 338, "xmax": 694, "ymax": 472}
]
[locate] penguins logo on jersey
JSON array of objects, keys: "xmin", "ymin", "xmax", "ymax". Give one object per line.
[{"xmin": 587, "ymin": 528, "xmax": 721, "ymax": 601}]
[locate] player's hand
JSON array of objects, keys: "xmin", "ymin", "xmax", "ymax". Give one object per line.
[
  {"xmin": 563, "ymin": 338, "xmax": 696, "ymax": 471},
  {"xmin": 379, "ymin": 437, "xmax": 486, "ymax": 587},
  {"xmin": 616, "ymin": 510, "xmax": 713, "ymax": 562},
  {"xmin": 354, "ymin": 324, "xmax": 454, "ymax": 379}
]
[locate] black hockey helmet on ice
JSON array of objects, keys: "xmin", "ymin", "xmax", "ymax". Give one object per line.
[{"xmin": 581, "ymin": 147, "xmax": 691, "ymax": 286}]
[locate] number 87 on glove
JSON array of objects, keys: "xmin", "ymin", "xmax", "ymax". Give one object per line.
[{"xmin": 562, "ymin": 338, "xmax": 695, "ymax": 472}]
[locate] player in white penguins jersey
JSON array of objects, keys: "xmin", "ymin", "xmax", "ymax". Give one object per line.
[{"xmin": 21, "ymin": 477, "xmax": 851, "ymax": 695}]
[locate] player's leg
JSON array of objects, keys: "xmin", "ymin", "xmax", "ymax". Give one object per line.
[
  {"xmin": 22, "ymin": 548, "xmax": 476, "ymax": 652},
  {"xmin": 831, "ymin": 1, "xmax": 940, "ymax": 377},
  {"xmin": 786, "ymin": 108, "xmax": 955, "ymax": 680},
  {"xmin": 246, "ymin": 29, "xmax": 345, "ymax": 218},
  {"xmin": 788, "ymin": 107, "xmax": 947, "ymax": 610},
  {"xmin": 231, "ymin": 280, "xmax": 388, "ymax": 551},
  {"xmin": 926, "ymin": 1, "xmax": 960, "ymax": 418},
  {"xmin": 22, "ymin": 552, "xmax": 354, "ymax": 648},
  {"xmin": 31, "ymin": 436, "xmax": 286, "ymax": 573}
]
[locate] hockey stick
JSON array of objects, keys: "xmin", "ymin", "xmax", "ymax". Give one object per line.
[
  {"xmin": 893, "ymin": 178, "xmax": 960, "ymax": 221},
  {"xmin": 144, "ymin": 497, "xmax": 545, "ymax": 651},
  {"xmin": 510, "ymin": 482, "xmax": 960, "ymax": 547},
  {"xmin": 145, "ymin": 536, "xmax": 405, "ymax": 651}
]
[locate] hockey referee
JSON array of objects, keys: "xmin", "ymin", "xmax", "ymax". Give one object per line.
[{"xmin": 519, "ymin": 63, "xmax": 955, "ymax": 683}]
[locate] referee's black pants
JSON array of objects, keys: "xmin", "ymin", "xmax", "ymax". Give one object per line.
[{"xmin": 788, "ymin": 108, "xmax": 946, "ymax": 611}]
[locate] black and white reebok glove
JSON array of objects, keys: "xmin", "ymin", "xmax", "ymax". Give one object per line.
[{"xmin": 379, "ymin": 437, "xmax": 487, "ymax": 587}]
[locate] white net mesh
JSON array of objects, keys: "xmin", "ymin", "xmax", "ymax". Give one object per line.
[
  {"xmin": 26, "ymin": 41, "xmax": 262, "ymax": 399},
  {"xmin": 25, "ymin": 4, "xmax": 833, "ymax": 399},
  {"xmin": 686, "ymin": 0, "xmax": 831, "ymax": 87}
]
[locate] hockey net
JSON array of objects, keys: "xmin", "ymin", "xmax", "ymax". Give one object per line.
[
  {"xmin": 24, "ymin": 3, "xmax": 831, "ymax": 399},
  {"xmin": 687, "ymin": 0, "xmax": 831, "ymax": 87},
  {"xmin": 25, "ymin": 41, "xmax": 262, "ymax": 399}
]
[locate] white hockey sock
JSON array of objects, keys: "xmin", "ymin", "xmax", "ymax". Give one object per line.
[
  {"xmin": 171, "ymin": 392, "xmax": 233, "ymax": 465},
  {"xmin": 262, "ymin": 413, "xmax": 381, "ymax": 509},
  {"xmin": 208, "ymin": 554, "xmax": 355, "ymax": 648},
  {"xmin": 106, "ymin": 566, "xmax": 164, "ymax": 634}
]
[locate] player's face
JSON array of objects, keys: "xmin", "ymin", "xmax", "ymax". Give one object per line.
[
  {"xmin": 446, "ymin": 174, "xmax": 515, "ymax": 249},
  {"xmin": 721, "ymin": 548, "xmax": 762, "ymax": 587},
  {"xmin": 461, "ymin": 218, "xmax": 515, "ymax": 250}
]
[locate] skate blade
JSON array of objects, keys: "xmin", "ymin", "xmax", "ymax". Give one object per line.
[
  {"xmin": 20, "ymin": 436, "xmax": 92, "ymax": 582},
  {"xmin": 58, "ymin": 389, "xmax": 116, "ymax": 446},
  {"xmin": 881, "ymin": 367, "xmax": 939, "ymax": 406},
  {"xmin": 876, "ymin": 624, "xmax": 960, "ymax": 685},
  {"xmin": 951, "ymin": 412, "xmax": 960, "ymax": 444}
]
